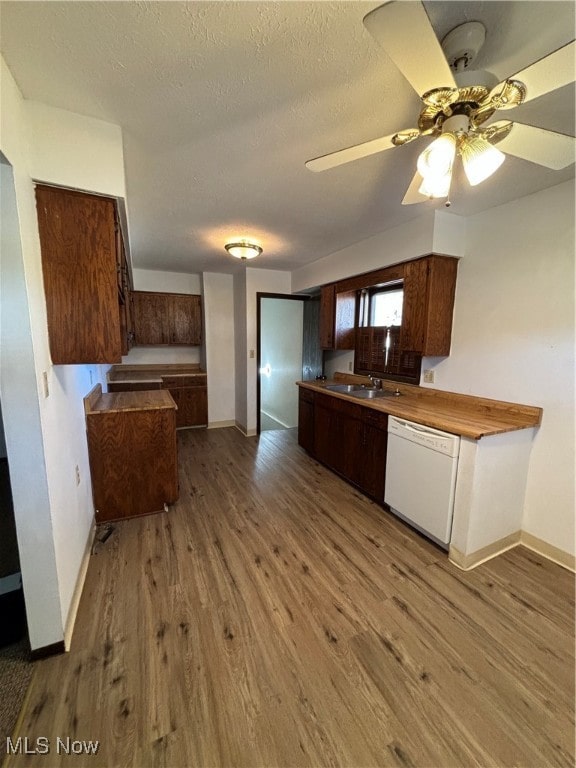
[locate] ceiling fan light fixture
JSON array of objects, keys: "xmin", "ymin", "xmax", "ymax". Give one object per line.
[
  {"xmin": 224, "ymin": 240, "xmax": 262, "ymax": 260},
  {"xmin": 417, "ymin": 132, "xmax": 457, "ymax": 181},
  {"xmin": 460, "ymin": 135, "xmax": 506, "ymax": 186},
  {"xmin": 418, "ymin": 170, "xmax": 452, "ymax": 199}
]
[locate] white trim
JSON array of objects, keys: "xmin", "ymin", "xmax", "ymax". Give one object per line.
[
  {"xmin": 520, "ymin": 531, "xmax": 575, "ymax": 573},
  {"xmin": 234, "ymin": 421, "xmax": 257, "ymax": 437},
  {"xmin": 260, "ymin": 410, "xmax": 291, "ymax": 429},
  {"xmin": 449, "ymin": 531, "xmax": 521, "ymax": 570},
  {"xmin": 63, "ymin": 518, "xmax": 96, "ymax": 651},
  {"xmin": 207, "ymin": 420, "xmax": 236, "ymax": 430}
]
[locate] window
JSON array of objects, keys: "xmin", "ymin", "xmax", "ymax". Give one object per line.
[
  {"xmin": 358, "ymin": 283, "xmax": 403, "ymax": 328},
  {"xmin": 370, "ymin": 287, "xmax": 403, "ymax": 326}
]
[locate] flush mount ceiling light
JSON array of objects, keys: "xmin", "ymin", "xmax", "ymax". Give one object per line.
[
  {"xmin": 305, "ymin": 5, "xmax": 576, "ymax": 204},
  {"xmin": 224, "ymin": 240, "xmax": 263, "ymax": 260}
]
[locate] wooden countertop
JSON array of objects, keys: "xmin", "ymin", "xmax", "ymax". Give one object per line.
[
  {"xmin": 85, "ymin": 385, "xmax": 177, "ymax": 415},
  {"xmin": 107, "ymin": 363, "xmax": 207, "ymax": 384},
  {"xmin": 297, "ymin": 376, "xmax": 542, "ymax": 440}
]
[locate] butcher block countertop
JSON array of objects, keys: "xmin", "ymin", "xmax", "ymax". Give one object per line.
[
  {"xmin": 107, "ymin": 363, "xmax": 207, "ymax": 385},
  {"xmin": 298, "ymin": 374, "xmax": 542, "ymax": 440},
  {"xmin": 85, "ymin": 385, "xmax": 177, "ymax": 415}
]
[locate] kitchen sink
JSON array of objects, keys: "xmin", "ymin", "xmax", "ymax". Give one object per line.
[
  {"xmin": 350, "ymin": 389, "xmax": 395, "ymax": 399},
  {"xmin": 324, "ymin": 383, "xmax": 364, "ymax": 393}
]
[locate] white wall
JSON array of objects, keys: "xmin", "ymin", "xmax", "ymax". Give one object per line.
[
  {"xmin": 233, "ymin": 270, "xmax": 248, "ymax": 432},
  {"xmin": 0, "ymin": 57, "xmax": 127, "ymax": 649},
  {"xmin": 123, "ymin": 268, "xmax": 203, "ymax": 365},
  {"xmin": 260, "ymin": 299, "xmax": 303, "ymax": 428},
  {"xmin": 429, "ymin": 181, "xmax": 575, "ymax": 556},
  {"xmin": 132, "ymin": 268, "xmax": 201, "ymax": 294},
  {"xmin": 203, "ymin": 273, "xmax": 236, "ymax": 426},
  {"xmin": 292, "ymin": 212, "xmax": 436, "ymax": 292},
  {"xmin": 25, "ymin": 101, "xmax": 125, "ymax": 198}
]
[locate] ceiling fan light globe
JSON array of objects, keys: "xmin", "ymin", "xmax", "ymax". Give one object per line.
[
  {"xmin": 461, "ymin": 136, "xmax": 506, "ymax": 186},
  {"xmin": 417, "ymin": 133, "xmax": 457, "ymax": 179},
  {"xmin": 418, "ymin": 170, "xmax": 452, "ymax": 199}
]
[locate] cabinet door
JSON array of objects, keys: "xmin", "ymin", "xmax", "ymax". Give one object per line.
[
  {"xmin": 313, "ymin": 393, "xmax": 363, "ymax": 482},
  {"xmin": 36, "ymin": 185, "xmax": 121, "ymax": 364},
  {"xmin": 400, "ymin": 258, "xmax": 429, "ymax": 353},
  {"xmin": 334, "ymin": 290, "xmax": 356, "ymax": 349},
  {"xmin": 298, "ymin": 389, "xmax": 315, "ymax": 453},
  {"xmin": 319, "ymin": 285, "xmax": 336, "ymax": 349},
  {"xmin": 176, "ymin": 386, "xmax": 208, "ymax": 427},
  {"xmin": 132, "ymin": 292, "xmax": 171, "ymax": 345},
  {"xmin": 359, "ymin": 411, "xmax": 388, "ymax": 501},
  {"xmin": 400, "ymin": 256, "xmax": 457, "ymax": 356},
  {"xmin": 170, "ymin": 295, "xmax": 202, "ymax": 345}
]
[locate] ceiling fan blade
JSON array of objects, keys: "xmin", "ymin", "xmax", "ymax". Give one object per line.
[
  {"xmin": 363, "ymin": 2, "xmax": 456, "ymax": 98},
  {"xmin": 497, "ymin": 122, "xmax": 575, "ymax": 170},
  {"xmin": 488, "ymin": 40, "xmax": 576, "ymax": 108},
  {"xmin": 402, "ymin": 171, "xmax": 427, "ymax": 205},
  {"xmin": 306, "ymin": 130, "xmax": 418, "ymax": 172}
]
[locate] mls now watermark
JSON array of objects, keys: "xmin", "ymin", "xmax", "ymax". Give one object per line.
[{"xmin": 6, "ymin": 736, "xmax": 100, "ymax": 755}]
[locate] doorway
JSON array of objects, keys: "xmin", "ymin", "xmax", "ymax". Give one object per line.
[{"xmin": 257, "ymin": 293, "xmax": 320, "ymax": 434}]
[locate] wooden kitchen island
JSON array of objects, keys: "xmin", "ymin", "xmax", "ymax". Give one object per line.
[{"xmin": 84, "ymin": 384, "xmax": 179, "ymax": 523}]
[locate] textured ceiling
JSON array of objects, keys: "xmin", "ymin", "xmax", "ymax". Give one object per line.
[{"xmin": 1, "ymin": 1, "xmax": 574, "ymax": 276}]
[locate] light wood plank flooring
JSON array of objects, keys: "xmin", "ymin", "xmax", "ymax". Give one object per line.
[{"xmin": 8, "ymin": 427, "xmax": 575, "ymax": 768}]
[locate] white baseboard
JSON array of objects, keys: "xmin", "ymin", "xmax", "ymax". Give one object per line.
[
  {"xmin": 449, "ymin": 530, "xmax": 575, "ymax": 573},
  {"xmin": 235, "ymin": 421, "xmax": 257, "ymax": 437},
  {"xmin": 520, "ymin": 531, "xmax": 575, "ymax": 572},
  {"xmin": 63, "ymin": 518, "xmax": 96, "ymax": 651},
  {"xmin": 207, "ymin": 420, "xmax": 236, "ymax": 430},
  {"xmin": 449, "ymin": 531, "xmax": 521, "ymax": 571}
]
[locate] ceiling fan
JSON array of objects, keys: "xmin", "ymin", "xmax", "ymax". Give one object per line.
[{"xmin": 306, "ymin": 1, "xmax": 576, "ymax": 205}]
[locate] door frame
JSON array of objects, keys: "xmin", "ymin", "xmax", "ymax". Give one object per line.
[{"xmin": 256, "ymin": 292, "xmax": 309, "ymax": 435}]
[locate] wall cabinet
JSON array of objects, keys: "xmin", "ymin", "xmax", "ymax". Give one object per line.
[
  {"xmin": 84, "ymin": 385, "xmax": 178, "ymax": 523},
  {"xmin": 298, "ymin": 388, "xmax": 388, "ymax": 502},
  {"xmin": 36, "ymin": 185, "xmax": 130, "ymax": 364},
  {"xmin": 319, "ymin": 285, "xmax": 356, "ymax": 350},
  {"xmin": 132, "ymin": 291, "xmax": 202, "ymax": 346},
  {"xmin": 400, "ymin": 255, "xmax": 458, "ymax": 356}
]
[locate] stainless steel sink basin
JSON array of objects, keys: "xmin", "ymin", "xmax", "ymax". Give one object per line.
[
  {"xmin": 324, "ymin": 383, "xmax": 364, "ymax": 393},
  {"xmin": 350, "ymin": 389, "xmax": 394, "ymax": 399}
]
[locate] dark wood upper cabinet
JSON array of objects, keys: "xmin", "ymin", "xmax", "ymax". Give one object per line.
[
  {"xmin": 36, "ymin": 184, "xmax": 126, "ymax": 364},
  {"xmin": 400, "ymin": 255, "xmax": 458, "ymax": 356},
  {"xmin": 132, "ymin": 291, "xmax": 202, "ymax": 346},
  {"xmin": 320, "ymin": 285, "xmax": 356, "ymax": 350},
  {"xmin": 319, "ymin": 285, "xmax": 336, "ymax": 349}
]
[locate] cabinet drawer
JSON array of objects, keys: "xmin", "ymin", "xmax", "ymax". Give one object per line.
[
  {"xmin": 299, "ymin": 387, "xmax": 315, "ymax": 404},
  {"xmin": 315, "ymin": 391, "xmax": 363, "ymax": 420}
]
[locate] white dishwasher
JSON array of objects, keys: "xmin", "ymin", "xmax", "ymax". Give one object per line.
[{"xmin": 385, "ymin": 416, "xmax": 460, "ymax": 548}]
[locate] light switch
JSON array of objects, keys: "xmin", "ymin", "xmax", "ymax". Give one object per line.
[{"xmin": 249, "ymin": 350, "xmax": 255, "ymax": 358}]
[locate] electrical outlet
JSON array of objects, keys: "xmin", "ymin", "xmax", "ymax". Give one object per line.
[
  {"xmin": 42, "ymin": 371, "xmax": 49, "ymax": 398},
  {"xmin": 249, "ymin": 349, "xmax": 255, "ymax": 359},
  {"xmin": 423, "ymin": 369, "xmax": 435, "ymax": 384},
  {"xmin": 348, "ymin": 361, "xmax": 353, "ymax": 371},
  {"xmin": 89, "ymin": 369, "xmax": 93, "ymax": 385},
  {"xmin": 75, "ymin": 465, "xmax": 81, "ymax": 486}
]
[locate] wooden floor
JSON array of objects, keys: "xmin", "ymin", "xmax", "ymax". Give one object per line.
[{"xmin": 9, "ymin": 428, "xmax": 575, "ymax": 768}]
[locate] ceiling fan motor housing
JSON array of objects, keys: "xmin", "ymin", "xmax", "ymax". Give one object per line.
[{"xmin": 442, "ymin": 21, "xmax": 487, "ymax": 70}]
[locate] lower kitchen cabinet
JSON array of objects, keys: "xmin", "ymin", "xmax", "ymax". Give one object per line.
[
  {"xmin": 162, "ymin": 376, "xmax": 208, "ymax": 428},
  {"xmin": 84, "ymin": 385, "xmax": 178, "ymax": 523},
  {"xmin": 299, "ymin": 388, "xmax": 388, "ymax": 502},
  {"xmin": 298, "ymin": 387, "xmax": 315, "ymax": 454}
]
